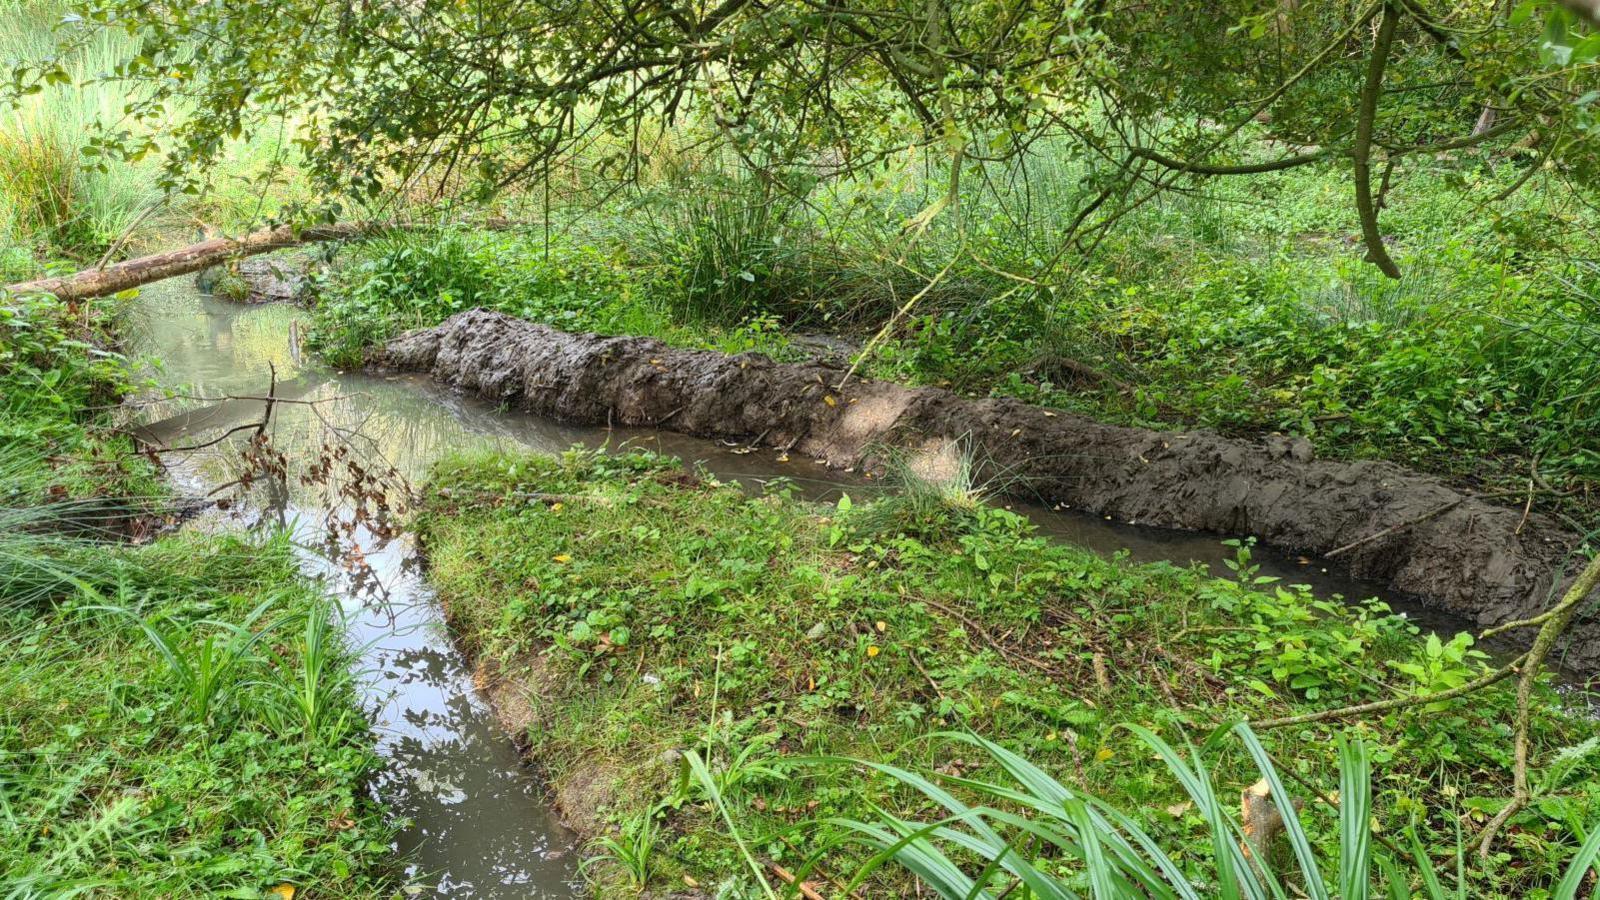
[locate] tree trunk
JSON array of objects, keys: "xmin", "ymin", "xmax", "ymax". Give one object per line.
[
  {"xmin": 1561, "ymin": 0, "xmax": 1600, "ymax": 26},
  {"xmin": 1, "ymin": 222, "xmax": 368, "ymax": 303},
  {"xmin": 1353, "ymin": 2, "xmax": 1402, "ymax": 279}
]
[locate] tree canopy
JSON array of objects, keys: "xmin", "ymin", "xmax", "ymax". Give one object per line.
[{"xmin": 8, "ymin": 0, "xmax": 1599, "ymax": 276}]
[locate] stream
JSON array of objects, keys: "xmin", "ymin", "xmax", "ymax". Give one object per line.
[{"xmin": 127, "ymin": 276, "xmax": 1474, "ymax": 897}]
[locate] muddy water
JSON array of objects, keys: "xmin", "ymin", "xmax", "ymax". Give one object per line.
[{"xmin": 127, "ymin": 279, "xmax": 1475, "ymax": 896}]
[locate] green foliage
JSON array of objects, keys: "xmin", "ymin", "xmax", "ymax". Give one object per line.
[
  {"xmin": 585, "ymin": 810, "xmax": 663, "ymax": 892},
  {"xmin": 0, "ymin": 531, "xmax": 400, "ymax": 896},
  {"xmin": 641, "ymin": 175, "xmax": 804, "ymax": 325},
  {"xmin": 308, "ymin": 227, "xmax": 797, "ymax": 368},
  {"xmin": 416, "ymin": 448, "xmax": 1599, "ymax": 896},
  {"xmin": 26, "ymin": 0, "xmax": 1600, "ymax": 288},
  {"xmin": 0, "ymin": 268, "xmax": 402, "ymax": 896},
  {"xmin": 0, "ymin": 290, "xmax": 158, "ymax": 502},
  {"xmin": 113, "ymin": 595, "xmax": 280, "ymax": 726},
  {"xmin": 308, "ymin": 228, "xmax": 645, "ymax": 366},
  {"xmin": 266, "ymin": 599, "xmax": 359, "ymax": 742},
  {"xmin": 813, "ymin": 726, "xmax": 1600, "ymax": 898},
  {"xmin": 313, "ymin": 145, "xmax": 1600, "ymax": 502}
]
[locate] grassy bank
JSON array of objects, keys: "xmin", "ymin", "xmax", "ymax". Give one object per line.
[
  {"xmin": 307, "ymin": 153, "xmax": 1600, "ymax": 525},
  {"xmin": 1, "ymin": 289, "xmax": 157, "ymax": 505},
  {"xmin": 416, "ymin": 448, "xmax": 1600, "ymax": 897},
  {"xmin": 1, "ymin": 288, "xmax": 404, "ymax": 895},
  {"xmin": 1, "ymin": 531, "xmax": 398, "ymax": 896}
]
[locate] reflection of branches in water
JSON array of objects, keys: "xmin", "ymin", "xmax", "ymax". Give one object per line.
[{"xmin": 135, "ymin": 371, "xmax": 416, "ymax": 609}]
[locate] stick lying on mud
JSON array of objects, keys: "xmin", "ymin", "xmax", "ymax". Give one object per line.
[{"xmin": 373, "ymin": 308, "xmax": 1600, "ymax": 670}]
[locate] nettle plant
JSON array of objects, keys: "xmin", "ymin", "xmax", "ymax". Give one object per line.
[{"xmin": 1198, "ymin": 540, "xmax": 1483, "ymax": 704}]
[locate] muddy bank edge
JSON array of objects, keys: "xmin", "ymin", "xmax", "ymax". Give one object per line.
[{"xmin": 375, "ymin": 308, "xmax": 1600, "ymax": 671}]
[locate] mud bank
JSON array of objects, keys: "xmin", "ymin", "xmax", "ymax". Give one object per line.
[{"xmin": 376, "ymin": 308, "xmax": 1600, "ymax": 670}]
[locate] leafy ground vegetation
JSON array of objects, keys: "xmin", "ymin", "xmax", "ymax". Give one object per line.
[
  {"xmin": 0, "ymin": 290, "xmax": 403, "ymax": 894},
  {"xmin": 418, "ymin": 448, "xmax": 1599, "ymax": 897}
]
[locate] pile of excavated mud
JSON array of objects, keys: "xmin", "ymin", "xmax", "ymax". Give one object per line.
[{"xmin": 375, "ymin": 308, "xmax": 1600, "ymax": 671}]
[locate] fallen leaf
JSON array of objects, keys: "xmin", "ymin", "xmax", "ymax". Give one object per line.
[{"xmin": 823, "ymin": 395, "xmax": 837, "ymax": 407}]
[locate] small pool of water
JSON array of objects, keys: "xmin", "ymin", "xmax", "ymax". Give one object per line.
[{"xmin": 126, "ymin": 277, "xmax": 1479, "ymax": 895}]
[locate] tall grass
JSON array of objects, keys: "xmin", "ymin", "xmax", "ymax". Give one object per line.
[
  {"xmin": 0, "ymin": 1, "xmax": 162, "ymax": 256},
  {"xmin": 808, "ymin": 724, "xmax": 1600, "ymax": 898}
]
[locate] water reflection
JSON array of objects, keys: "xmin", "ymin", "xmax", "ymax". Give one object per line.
[{"xmin": 131, "ymin": 282, "xmax": 583, "ymax": 898}]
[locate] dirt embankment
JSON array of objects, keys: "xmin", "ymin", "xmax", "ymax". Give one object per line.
[{"xmin": 376, "ymin": 308, "xmax": 1600, "ymax": 671}]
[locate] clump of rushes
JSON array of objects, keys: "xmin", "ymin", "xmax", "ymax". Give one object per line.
[
  {"xmin": 416, "ymin": 448, "xmax": 1600, "ymax": 898},
  {"xmin": 0, "ymin": 529, "xmax": 401, "ymax": 896}
]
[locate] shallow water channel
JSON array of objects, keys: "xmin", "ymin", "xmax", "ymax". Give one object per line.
[{"xmin": 127, "ymin": 276, "xmax": 1471, "ymax": 896}]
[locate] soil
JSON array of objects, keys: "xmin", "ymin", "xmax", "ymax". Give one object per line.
[{"xmin": 376, "ymin": 308, "xmax": 1600, "ymax": 672}]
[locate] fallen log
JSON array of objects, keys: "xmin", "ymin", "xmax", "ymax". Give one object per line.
[
  {"xmin": 373, "ymin": 308, "xmax": 1600, "ymax": 670},
  {"xmin": 2, "ymin": 218, "xmax": 529, "ymax": 303},
  {"xmin": 2, "ymin": 223, "xmax": 368, "ymax": 303}
]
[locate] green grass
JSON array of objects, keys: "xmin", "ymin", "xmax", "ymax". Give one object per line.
[
  {"xmin": 0, "ymin": 529, "xmax": 402, "ymax": 896},
  {"xmin": 415, "ymin": 448, "xmax": 1600, "ymax": 898},
  {"xmin": 821, "ymin": 725, "xmax": 1600, "ymax": 899}
]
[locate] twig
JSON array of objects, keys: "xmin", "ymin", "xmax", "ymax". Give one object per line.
[
  {"xmin": 1477, "ymin": 551, "xmax": 1600, "ymax": 856},
  {"xmin": 139, "ymin": 422, "xmax": 267, "ymax": 455},
  {"xmin": 919, "ymin": 595, "xmax": 1060, "ymax": 676},
  {"xmin": 1324, "ymin": 497, "xmax": 1466, "ymax": 558},
  {"xmin": 1251, "ymin": 653, "xmax": 1526, "ymax": 729},
  {"xmin": 1480, "ymin": 608, "xmax": 1559, "ymax": 640},
  {"xmin": 835, "ymin": 258, "xmax": 955, "ymax": 391},
  {"xmin": 907, "ymin": 649, "xmax": 946, "ymax": 701},
  {"xmin": 768, "ymin": 862, "xmax": 827, "ymax": 900}
]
